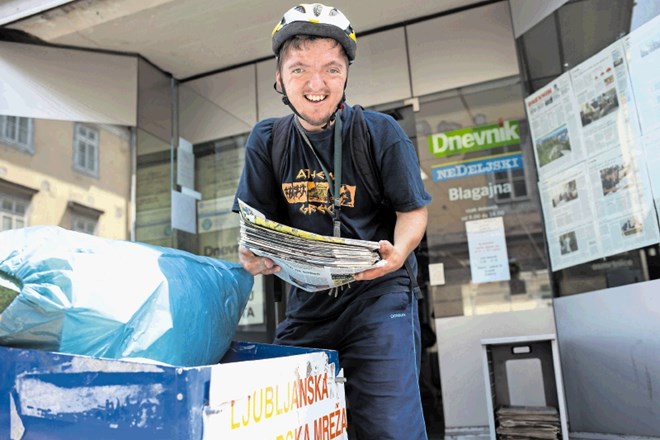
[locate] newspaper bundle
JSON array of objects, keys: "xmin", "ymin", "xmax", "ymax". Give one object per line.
[
  {"xmin": 237, "ymin": 199, "xmax": 383, "ymax": 292},
  {"xmin": 495, "ymin": 406, "xmax": 561, "ymax": 439}
]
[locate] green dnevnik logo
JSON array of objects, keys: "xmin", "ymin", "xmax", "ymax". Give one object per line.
[{"xmin": 428, "ymin": 120, "xmax": 520, "ymax": 158}]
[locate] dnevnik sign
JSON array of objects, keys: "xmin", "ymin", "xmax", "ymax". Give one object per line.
[{"xmin": 428, "ymin": 120, "xmax": 520, "ymax": 158}]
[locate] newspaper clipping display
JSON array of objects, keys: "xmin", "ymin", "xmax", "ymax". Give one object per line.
[
  {"xmin": 526, "ymin": 16, "xmax": 660, "ymax": 271},
  {"xmin": 625, "ymin": 14, "xmax": 660, "ymax": 223},
  {"xmin": 237, "ymin": 199, "xmax": 382, "ymax": 292}
]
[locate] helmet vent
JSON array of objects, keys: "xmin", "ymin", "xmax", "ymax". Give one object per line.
[
  {"xmin": 294, "ymin": 5, "xmax": 305, "ymax": 13},
  {"xmin": 313, "ymin": 4, "xmax": 323, "ymax": 17},
  {"xmin": 329, "ymin": 8, "xmax": 338, "ymax": 16}
]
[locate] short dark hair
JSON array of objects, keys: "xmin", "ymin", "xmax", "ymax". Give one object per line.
[{"xmin": 276, "ymin": 35, "xmax": 348, "ymax": 71}]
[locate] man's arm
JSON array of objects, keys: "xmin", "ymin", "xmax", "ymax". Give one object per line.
[{"xmin": 354, "ymin": 205, "xmax": 428, "ymax": 281}]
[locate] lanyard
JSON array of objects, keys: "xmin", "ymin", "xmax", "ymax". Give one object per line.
[{"xmin": 293, "ymin": 112, "xmax": 343, "ymax": 237}]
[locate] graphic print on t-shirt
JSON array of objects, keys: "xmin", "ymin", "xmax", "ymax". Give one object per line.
[{"xmin": 281, "ymin": 167, "xmax": 356, "ymax": 216}]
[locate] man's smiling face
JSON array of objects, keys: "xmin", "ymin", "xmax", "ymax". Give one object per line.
[{"xmin": 276, "ymin": 38, "xmax": 348, "ymax": 132}]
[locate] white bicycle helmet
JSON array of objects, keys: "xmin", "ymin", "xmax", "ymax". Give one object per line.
[{"xmin": 272, "ymin": 3, "xmax": 357, "ymax": 63}]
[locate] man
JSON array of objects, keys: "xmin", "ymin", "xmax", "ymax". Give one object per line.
[{"xmin": 233, "ymin": 4, "xmax": 431, "ymax": 439}]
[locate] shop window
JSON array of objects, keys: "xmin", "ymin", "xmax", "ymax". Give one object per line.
[
  {"xmin": 0, "ymin": 115, "xmax": 33, "ymax": 153},
  {"xmin": 516, "ymin": 0, "xmax": 660, "ymax": 296},
  {"xmin": 73, "ymin": 123, "xmax": 99, "ymax": 177},
  {"xmin": 193, "ymin": 132, "xmax": 275, "ymax": 341},
  {"xmin": 415, "ymin": 76, "xmax": 552, "ymax": 318}
]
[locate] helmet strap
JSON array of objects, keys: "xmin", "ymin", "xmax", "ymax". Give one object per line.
[{"xmin": 275, "ymin": 79, "xmax": 307, "ymax": 124}]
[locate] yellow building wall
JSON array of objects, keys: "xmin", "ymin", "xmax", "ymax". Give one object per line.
[{"xmin": 0, "ymin": 118, "xmax": 132, "ymax": 240}]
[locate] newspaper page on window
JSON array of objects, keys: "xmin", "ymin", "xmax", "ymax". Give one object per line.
[
  {"xmin": 527, "ymin": 38, "xmax": 660, "ymax": 271},
  {"xmin": 526, "ymin": 72, "xmax": 587, "ymax": 181},
  {"xmin": 237, "ymin": 199, "xmax": 383, "ymax": 292},
  {"xmin": 625, "ymin": 13, "xmax": 660, "ymax": 223}
]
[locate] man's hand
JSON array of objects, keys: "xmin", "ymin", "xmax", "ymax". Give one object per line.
[
  {"xmin": 239, "ymin": 245, "xmax": 281, "ymax": 276},
  {"xmin": 353, "ymin": 239, "xmax": 404, "ymax": 281},
  {"xmin": 353, "ymin": 205, "xmax": 428, "ymax": 282}
]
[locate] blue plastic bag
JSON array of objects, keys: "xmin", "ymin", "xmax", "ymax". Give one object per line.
[{"xmin": 0, "ymin": 226, "xmax": 253, "ymax": 366}]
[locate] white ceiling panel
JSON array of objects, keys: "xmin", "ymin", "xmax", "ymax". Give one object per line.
[
  {"xmin": 0, "ymin": 41, "xmax": 137, "ymax": 124},
  {"xmin": 179, "ymin": 65, "xmax": 257, "ymax": 143},
  {"xmin": 407, "ymin": 1, "xmax": 519, "ymax": 97},
  {"xmin": 6, "ymin": 0, "xmax": 490, "ymax": 79},
  {"xmin": 346, "ymin": 27, "xmax": 411, "ymax": 107}
]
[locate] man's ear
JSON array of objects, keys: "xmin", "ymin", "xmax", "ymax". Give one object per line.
[{"xmin": 274, "ymin": 71, "xmax": 282, "ymax": 93}]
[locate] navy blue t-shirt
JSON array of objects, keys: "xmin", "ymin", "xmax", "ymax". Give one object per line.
[{"xmin": 233, "ymin": 104, "xmax": 432, "ymax": 321}]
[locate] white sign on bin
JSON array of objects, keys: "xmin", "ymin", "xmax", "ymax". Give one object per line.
[{"xmin": 203, "ymin": 351, "xmax": 347, "ymax": 439}]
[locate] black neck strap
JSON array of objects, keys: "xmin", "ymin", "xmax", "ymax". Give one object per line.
[{"xmin": 293, "ymin": 110, "xmax": 343, "ymax": 237}]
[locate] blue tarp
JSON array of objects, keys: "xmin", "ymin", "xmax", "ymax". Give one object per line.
[{"xmin": 0, "ymin": 226, "xmax": 253, "ymax": 366}]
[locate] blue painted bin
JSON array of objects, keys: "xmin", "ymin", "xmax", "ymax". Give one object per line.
[{"xmin": 0, "ymin": 342, "xmax": 344, "ymax": 440}]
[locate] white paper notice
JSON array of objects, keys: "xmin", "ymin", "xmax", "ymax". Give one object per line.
[
  {"xmin": 428, "ymin": 262, "xmax": 446, "ymax": 286},
  {"xmin": 171, "ymin": 190, "xmax": 197, "ymax": 234},
  {"xmin": 466, "ymin": 217, "xmax": 510, "ymax": 283},
  {"xmin": 177, "ymin": 137, "xmax": 195, "ymax": 190}
]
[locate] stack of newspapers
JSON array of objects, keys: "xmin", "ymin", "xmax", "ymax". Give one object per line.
[
  {"xmin": 237, "ymin": 199, "xmax": 382, "ymax": 292},
  {"xmin": 495, "ymin": 406, "xmax": 561, "ymax": 439}
]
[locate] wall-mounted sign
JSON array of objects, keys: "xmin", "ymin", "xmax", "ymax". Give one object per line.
[
  {"xmin": 448, "ymin": 182, "xmax": 513, "ymax": 202},
  {"xmin": 432, "ymin": 152, "xmax": 523, "ymax": 182},
  {"xmin": 428, "ymin": 120, "xmax": 520, "ymax": 158}
]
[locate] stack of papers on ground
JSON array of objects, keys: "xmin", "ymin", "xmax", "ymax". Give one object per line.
[
  {"xmin": 238, "ymin": 199, "xmax": 382, "ymax": 292},
  {"xmin": 495, "ymin": 406, "xmax": 561, "ymax": 439}
]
